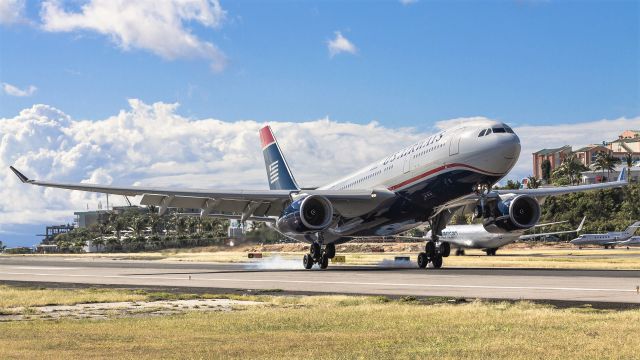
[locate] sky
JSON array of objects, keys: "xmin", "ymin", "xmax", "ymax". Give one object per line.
[{"xmin": 0, "ymin": 0, "xmax": 639, "ymax": 247}]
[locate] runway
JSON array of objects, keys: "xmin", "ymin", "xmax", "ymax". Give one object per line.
[{"xmin": 1, "ymin": 256, "xmax": 639, "ymax": 303}]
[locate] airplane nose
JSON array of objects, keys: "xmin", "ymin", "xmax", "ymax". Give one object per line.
[{"xmin": 501, "ymin": 134, "xmax": 521, "ymax": 160}]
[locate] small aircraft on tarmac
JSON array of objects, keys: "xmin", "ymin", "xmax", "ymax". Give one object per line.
[{"xmin": 570, "ymin": 221, "xmax": 640, "ymax": 249}]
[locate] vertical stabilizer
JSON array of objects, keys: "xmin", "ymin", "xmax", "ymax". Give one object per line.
[
  {"xmin": 624, "ymin": 221, "xmax": 640, "ymax": 237},
  {"xmin": 259, "ymin": 126, "xmax": 300, "ymax": 190}
]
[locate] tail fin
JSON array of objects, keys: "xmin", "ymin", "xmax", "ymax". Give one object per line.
[
  {"xmin": 259, "ymin": 126, "xmax": 300, "ymax": 191},
  {"xmin": 617, "ymin": 167, "xmax": 627, "ymax": 182},
  {"xmin": 576, "ymin": 216, "xmax": 586, "ymax": 232},
  {"xmin": 624, "ymin": 221, "xmax": 640, "ymax": 236}
]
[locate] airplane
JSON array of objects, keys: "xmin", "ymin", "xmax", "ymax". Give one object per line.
[
  {"xmin": 569, "ymin": 221, "xmax": 640, "ymax": 249},
  {"xmin": 9, "ymin": 120, "xmax": 628, "ymax": 270},
  {"xmin": 430, "ymin": 216, "xmax": 586, "ymax": 256}
]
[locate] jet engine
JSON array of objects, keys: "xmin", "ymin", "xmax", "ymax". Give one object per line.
[
  {"xmin": 276, "ymin": 195, "xmax": 334, "ymax": 234},
  {"xmin": 481, "ymin": 195, "xmax": 541, "ymax": 233}
]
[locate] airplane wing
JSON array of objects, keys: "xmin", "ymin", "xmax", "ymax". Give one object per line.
[
  {"xmin": 493, "ymin": 167, "xmax": 628, "ymax": 198},
  {"xmin": 433, "ymin": 168, "xmax": 628, "ymax": 217},
  {"xmin": 519, "ymin": 216, "xmax": 586, "ymax": 240},
  {"xmin": 9, "ymin": 167, "xmax": 395, "ymax": 220}
]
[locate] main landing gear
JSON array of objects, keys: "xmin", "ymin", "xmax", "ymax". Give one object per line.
[
  {"xmin": 303, "ymin": 242, "xmax": 335, "ymax": 270},
  {"xmin": 484, "ymin": 248, "xmax": 498, "ymax": 256},
  {"xmin": 455, "ymin": 248, "xmax": 465, "ymax": 256},
  {"xmin": 418, "ymin": 240, "xmax": 450, "ymax": 269}
]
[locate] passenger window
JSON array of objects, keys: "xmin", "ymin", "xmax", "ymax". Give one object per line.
[{"xmin": 478, "ymin": 129, "xmax": 486, "ymax": 137}]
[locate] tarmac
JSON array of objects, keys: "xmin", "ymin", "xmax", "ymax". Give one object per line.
[{"xmin": 1, "ymin": 256, "xmax": 639, "ymax": 304}]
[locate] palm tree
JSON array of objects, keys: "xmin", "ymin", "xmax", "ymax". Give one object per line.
[
  {"xmin": 109, "ymin": 217, "xmax": 127, "ymax": 241},
  {"xmin": 624, "ymin": 153, "xmax": 633, "ymax": 180},
  {"xmin": 130, "ymin": 216, "xmax": 147, "ymax": 237},
  {"xmin": 553, "ymin": 154, "xmax": 588, "ymax": 185},
  {"xmin": 147, "ymin": 213, "xmax": 163, "ymax": 235}
]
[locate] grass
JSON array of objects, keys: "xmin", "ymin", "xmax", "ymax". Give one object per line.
[
  {"xmin": 1, "ymin": 294, "xmax": 639, "ymax": 359},
  {"xmin": 0, "ymin": 285, "xmax": 149, "ymax": 309}
]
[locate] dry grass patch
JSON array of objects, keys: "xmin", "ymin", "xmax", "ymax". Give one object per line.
[{"xmin": 1, "ymin": 296, "xmax": 639, "ymax": 359}]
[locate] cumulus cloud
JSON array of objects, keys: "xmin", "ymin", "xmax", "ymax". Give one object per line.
[
  {"xmin": 327, "ymin": 31, "xmax": 357, "ymax": 57},
  {"xmin": 2, "ymin": 82, "xmax": 37, "ymax": 97},
  {"xmin": 40, "ymin": 0, "xmax": 227, "ymax": 71},
  {"xmin": 0, "ymin": 0, "xmax": 25, "ymax": 24},
  {"xmin": 0, "ymin": 100, "xmax": 422, "ymax": 227},
  {"xmin": 436, "ymin": 116, "xmax": 640, "ymax": 180}
]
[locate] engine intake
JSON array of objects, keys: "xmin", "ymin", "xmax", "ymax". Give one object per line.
[
  {"xmin": 299, "ymin": 195, "xmax": 334, "ymax": 230},
  {"xmin": 276, "ymin": 195, "xmax": 334, "ymax": 234},
  {"xmin": 483, "ymin": 195, "xmax": 541, "ymax": 233}
]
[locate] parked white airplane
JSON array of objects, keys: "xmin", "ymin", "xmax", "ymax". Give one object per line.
[
  {"xmin": 570, "ymin": 221, "xmax": 640, "ymax": 248},
  {"xmin": 10, "ymin": 120, "xmax": 628, "ymax": 269},
  {"xmin": 430, "ymin": 217, "xmax": 586, "ymax": 256}
]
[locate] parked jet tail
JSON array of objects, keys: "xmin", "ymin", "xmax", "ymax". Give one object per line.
[
  {"xmin": 624, "ymin": 221, "xmax": 640, "ymax": 237},
  {"xmin": 260, "ymin": 125, "xmax": 300, "ymax": 191}
]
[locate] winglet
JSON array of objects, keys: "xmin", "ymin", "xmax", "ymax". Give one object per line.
[
  {"xmin": 576, "ymin": 216, "xmax": 586, "ymax": 232},
  {"xmin": 9, "ymin": 166, "xmax": 30, "ymax": 183}
]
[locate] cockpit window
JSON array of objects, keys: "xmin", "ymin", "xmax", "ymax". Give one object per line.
[
  {"xmin": 485, "ymin": 128, "xmax": 492, "ymax": 135},
  {"xmin": 478, "ymin": 129, "xmax": 486, "ymax": 137},
  {"xmin": 504, "ymin": 125, "xmax": 514, "ymax": 133},
  {"xmin": 492, "ymin": 127, "xmax": 506, "ymax": 133}
]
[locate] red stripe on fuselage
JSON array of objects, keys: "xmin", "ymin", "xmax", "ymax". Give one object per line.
[
  {"xmin": 260, "ymin": 126, "xmax": 276, "ymax": 149},
  {"xmin": 388, "ymin": 163, "xmax": 503, "ymax": 191}
]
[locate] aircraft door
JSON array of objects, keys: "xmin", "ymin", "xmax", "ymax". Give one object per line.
[
  {"xmin": 449, "ymin": 134, "xmax": 461, "ymax": 156},
  {"xmin": 403, "ymin": 157, "xmax": 411, "ymax": 173}
]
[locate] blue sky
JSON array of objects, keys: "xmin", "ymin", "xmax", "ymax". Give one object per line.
[
  {"xmin": 1, "ymin": 0, "xmax": 638, "ymax": 127},
  {"xmin": 0, "ymin": 0, "xmax": 639, "ymax": 248}
]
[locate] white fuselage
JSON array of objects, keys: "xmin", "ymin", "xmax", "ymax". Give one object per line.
[
  {"xmin": 427, "ymin": 224, "xmax": 521, "ymax": 250},
  {"xmin": 320, "ymin": 120, "xmax": 520, "ymax": 193}
]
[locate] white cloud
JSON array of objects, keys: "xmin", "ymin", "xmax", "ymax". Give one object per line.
[
  {"xmin": 0, "ymin": 100, "xmax": 422, "ymax": 227},
  {"xmin": 0, "ymin": 0, "xmax": 25, "ymax": 24},
  {"xmin": 399, "ymin": 0, "xmax": 418, "ymax": 5},
  {"xmin": 40, "ymin": 0, "xmax": 227, "ymax": 71},
  {"xmin": 2, "ymin": 82, "xmax": 37, "ymax": 97},
  {"xmin": 327, "ymin": 31, "xmax": 357, "ymax": 58}
]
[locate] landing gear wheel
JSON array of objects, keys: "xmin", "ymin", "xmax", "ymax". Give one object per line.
[
  {"xmin": 325, "ymin": 243, "xmax": 336, "ymax": 259},
  {"xmin": 440, "ymin": 242, "xmax": 451, "ymax": 257},
  {"xmin": 455, "ymin": 248, "xmax": 465, "ymax": 256},
  {"xmin": 425, "ymin": 241, "xmax": 436, "ymax": 259},
  {"xmin": 485, "ymin": 248, "xmax": 497, "ymax": 256},
  {"xmin": 311, "ymin": 242, "xmax": 322, "ymax": 259},
  {"xmin": 417, "ymin": 252, "xmax": 429, "ymax": 269},
  {"xmin": 303, "ymin": 254, "xmax": 314, "ymax": 269},
  {"xmin": 431, "ymin": 255, "xmax": 443, "ymax": 269},
  {"xmin": 319, "ymin": 253, "xmax": 329, "ymax": 269}
]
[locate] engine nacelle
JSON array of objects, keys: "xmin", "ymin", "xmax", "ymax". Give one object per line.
[
  {"xmin": 482, "ymin": 194, "xmax": 541, "ymax": 233},
  {"xmin": 276, "ymin": 195, "xmax": 334, "ymax": 234}
]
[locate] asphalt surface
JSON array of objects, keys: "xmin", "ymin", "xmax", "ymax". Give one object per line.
[{"xmin": 1, "ymin": 256, "xmax": 639, "ymax": 303}]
